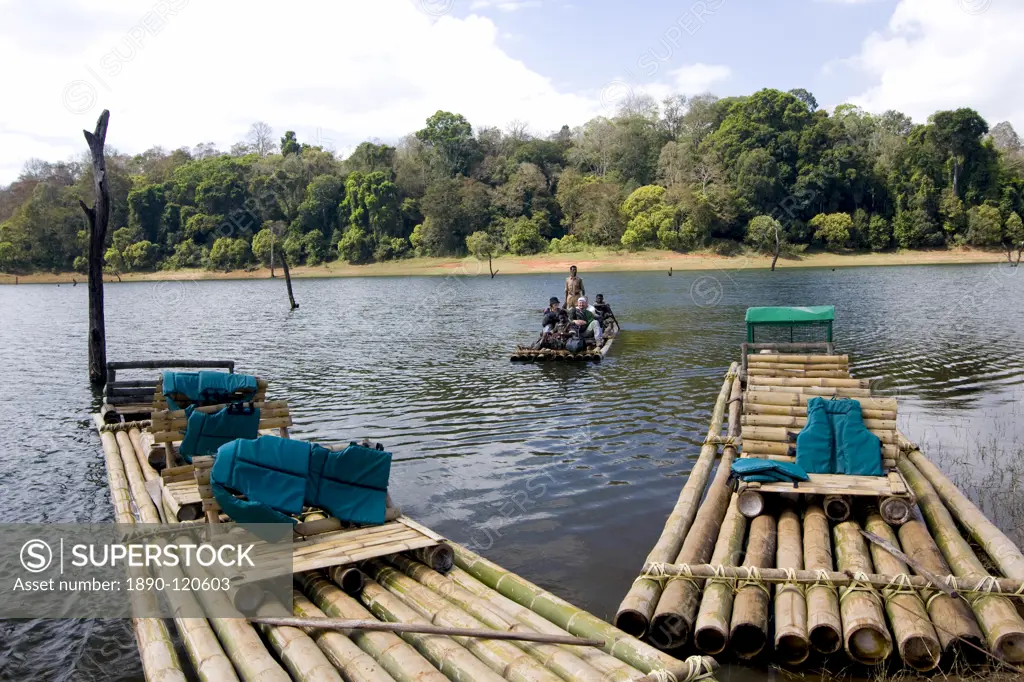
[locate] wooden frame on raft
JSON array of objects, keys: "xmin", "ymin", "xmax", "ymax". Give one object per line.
[
  {"xmin": 617, "ymin": 350, "xmax": 1024, "ymax": 672},
  {"xmin": 94, "ymin": 359, "xmax": 719, "ymax": 682}
]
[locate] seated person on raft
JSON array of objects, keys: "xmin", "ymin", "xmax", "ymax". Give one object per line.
[
  {"xmin": 592, "ymin": 294, "xmax": 614, "ymax": 324},
  {"xmin": 535, "ymin": 297, "xmax": 569, "ymax": 349},
  {"xmin": 568, "ymin": 296, "xmax": 603, "ymax": 345}
]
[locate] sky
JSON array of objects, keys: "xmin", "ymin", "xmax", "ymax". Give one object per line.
[{"xmin": 1, "ymin": 0, "xmax": 1022, "ymax": 184}]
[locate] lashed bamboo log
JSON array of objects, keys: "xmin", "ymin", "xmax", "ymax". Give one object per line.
[
  {"xmin": 746, "ymin": 354, "xmax": 849, "ymax": 364},
  {"xmin": 750, "ymin": 385, "xmax": 873, "ymax": 397},
  {"xmin": 774, "ymin": 507, "xmax": 809, "ymax": 665},
  {"xmin": 385, "ymin": 554, "xmax": 610, "ymax": 682},
  {"xmin": 729, "ymin": 514, "xmax": 776, "ymax": 659},
  {"xmin": 358, "ymin": 573, "xmax": 507, "ymax": 682},
  {"xmin": 897, "ymin": 519, "xmax": 985, "ymax": 656},
  {"xmin": 823, "ymin": 496, "xmax": 852, "ymax": 523},
  {"xmin": 863, "ymin": 512, "xmax": 940, "ymax": 671},
  {"xmin": 291, "ymin": 589, "xmax": 397, "ymax": 682},
  {"xmin": 151, "ymin": 419, "xmax": 291, "ymax": 443},
  {"xmin": 615, "ymin": 363, "xmax": 738, "ymax": 637},
  {"xmin": 898, "ymin": 458, "xmax": 1024, "ymax": 662},
  {"xmin": 741, "ymin": 439, "xmax": 900, "ymax": 460},
  {"xmin": 747, "ymin": 368, "xmax": 851, "ymax": 378},
  {"xmin": 740, "ymin": 453, "xmax": 898, "ymax": 470},
  {"xmin": 445, "ymin": 567, "xmax": 642, "ymax": 682},
  {"xmin": 366, "ymin": 559, "xmax": 573, "ymax": 682},
  {"xmin": 253, "ymin": 600, "xmax": 345, "ymax": 682},
  {"xmin": 743, "ymin": 425, "xmax": 897, "ymax": 445},
  {"xmin": 904, "ymin": 447, "xmax": 1024, "ymax": 581},
  {"xmin": 649, "ymin": 374, "xmax": 742, "ymax": 649},
  {"xmin": 115, "ymin": 430, "xmax": 161, "ymax": 524},
  {"xmin": 745, "ymin": 361, "xmax": 848, "ymax": 370},
  {"xmin": 453, "ymin": 544, "xmax": 715, "ymax": 682},
  {"xmin": 94, "ymin": 416, "xmax": 188, "ymax": 682},
  {"xmin": 693, "ymin": 495, "xmax": 748, "ymax": 655},
  {"xmin": 744, "ymin": 401, "xmax": 895, "ymax": 420},
  {"xmin": 803, "ymin": 504, "xmax": 842, "ymax": 654},
  {"xmin": 129, "ymin": 427, "xmax": 159, "ymax": 482},
  {"xmin": 297, "ymin": 572, "xmax": 448, "ymax": 682},
  {"xmin": 745, "ymin": 392, "xmax": 897, "ymax": 410},
  {"xmin": 747, "ymin": 376, "xmax": 869, "ymax": 388},
  {"xmin": 742, "ymin": 414, "xmax": 896, "ymax": 431},
  {"xmin": 833, "ymin": 520, "xmax": 893, "ymax": 664},
  {"xmin": 640, "ymin": 562, "xmax": 1024, "ymax": 597}
]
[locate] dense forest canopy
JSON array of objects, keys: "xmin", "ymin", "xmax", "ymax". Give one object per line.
[{"xmin": 3, "ymin": 88, "xmax": 1024, "ymax": 275}]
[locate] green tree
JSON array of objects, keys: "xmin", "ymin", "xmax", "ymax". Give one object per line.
[
  {"xmin": 809, "ymin": 213, "xmax": 853, "ymax": 250},
  {"xmin": 338, "ymin": 227, "xmax": 372, "ymax": 264},
  {"xmin": 466, "ymin": 231, "xmax": 499, "ymax": 260},
  {"xmin": 745, "ymin": 215, "xmax": 784, "ymax": 253},
  {"xmin": 415, "ymin": 111, "xmax": 480, "ymax": 176},
  {"xmin": 122, "ymin": 240, "xmax": 159, "ymax": 270},
  {"xmin": 280, "ymin": 131, "xmax": 301, "ymax": 156},
  {"xmin": 620, "ymin": 185, "xmax": 677, "ymax": 251},
  {"xmin": 1003, "ymin": 211, "xmax": 1024, "ymax": 265},
  {"xmin": 501, "ymin": 215, "xmax": 547, "ymax": 255},
  {"xmin": 868, "ymin": 215, "xmax": 891, "ymax": 251},
  {"xmin": 965, "ymin": 204, "xmax": 1003, "ymax": 246}
]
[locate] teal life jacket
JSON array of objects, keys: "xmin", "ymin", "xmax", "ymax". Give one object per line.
[
  {"xmin": 178, "ymin": 403, "xmax": 261, "ymax": 463},
  {"xmin": 163, "ymin": 371, "xmax": 258, "ymax": 410},
  {"xmin": 796, "ymin": 397, "xmax": 882, "ymax": 476},
  {"xmin": 211, "ymin": 436, "xmax": 392, "ymax": 527},
  {"xmin": 731, "ymin": 457, "xmax": 809, "ymax": 484}
]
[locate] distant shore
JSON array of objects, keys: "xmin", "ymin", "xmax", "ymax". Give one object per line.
[{"xmin": 0, "ymin": 247, "xmax": 1011, "ymax": 285}]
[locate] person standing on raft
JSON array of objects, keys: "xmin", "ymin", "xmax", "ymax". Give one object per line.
[{"xmin": 565, "ymin": 265, "xmax": 585, "ymax": 308}]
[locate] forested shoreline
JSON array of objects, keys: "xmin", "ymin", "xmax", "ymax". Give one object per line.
[{"xmin": 3, "ymin": 87, "xmax": 1024, "ymax": 276}]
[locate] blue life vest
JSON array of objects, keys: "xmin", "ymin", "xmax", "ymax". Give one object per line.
[
  {"xmin": 796, "ymin": 397, "xmax": 882, "ymax": 476},
  {"xmin": 731, "ymin": 457, "xmax": 809, "ymax": 484},
  {"xmin": 211, "ymin": 436, "xmax": 392, "ymax": 527},
  {"xmin": 163, "ymin": 371, "xmax": 258, "ymax": 410},
  {"xmin": 178, "ymin": 404, "xmax": 261, "ymax": 463}
]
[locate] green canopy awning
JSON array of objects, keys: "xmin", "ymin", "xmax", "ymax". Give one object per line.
[{"xmin": 745, "ymin": 306, "xmax": 835, "ymax": 324}]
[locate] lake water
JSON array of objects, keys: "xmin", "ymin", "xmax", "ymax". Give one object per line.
[{"xmin": 1, "ymin": 263, "xmax": 1022, "ymax": 680}]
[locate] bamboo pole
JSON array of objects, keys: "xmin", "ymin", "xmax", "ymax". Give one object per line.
[
  {"xmin": 744, "ymin": 392, "xmax": 897, "ymax": 410},
  {"xmin": 832, "ymin": 520, "xmax": 893, "ymax": 665},
  {"xmin": 741, "ymin": 439, "xmax": 900, "ymax": 460},
  {"xmin": 904, "ymin": 446, "xmax": 1024, "ymax": 581},
  {"xmin": 649, "ymin": 374, "xmax": 742, "ymax": 650},
  {"xmin": 774, "ymin": 507, "xmax": 809, "ymax": 665},
  {"xmin": 358, "ymin": 573, "xmax": 507, "ymax": 682},
  {"xmin": 615, "ymin": 363, "xmax": 738, "ymax": 637},
  {"xmin": 747, "ymin": 376, "xmax": 869, "ymax": 388},
  {"xmin": 384, "ymin": 554, "xmax": 609, "ymax": 682},
  {"xmin": 746, "ymin": 354, "xmax": 849, "ymax": 364},
  {"xmin": 751, "ymin": 385, "xmax": 873, "ymax": 397},
  {"xmin": 253, "ymin": 600, "xmax": 345, "ymax": 682},
  {"xmin": 743, "ymin": 425, "xmax": 897, "ymax": 445},
  {"xmin": 803, "ymin": 504, "xmax": 842, "ymax": 654},
  {"xmin": 898, "ymin": 458, "xmax": 1024, "ymax": 662},
  {"xmin": 742, "ymin": 415, "xmax": 896, "ymax": 431},
  {"xmin": 728, "ymin": 514, "xmax": 776, "ymax": 659},
  {"xmin": 897, "ymin": 519, "xmax": 985, "ymax": 656},
  {"xmin": 297, "ymin": 572, "xmax": 448, "ymax": 682},
  {"xmin": 744, "ymin": 402, "xmax": 895, "ymax": 420},
  {"xmin": 95, "ymin": 417, "xmax": 189, "ymax": 682},
  {"xmin": 365, "ymin": 559, "xmax": 571, "ymax": 682},
  {"xmin": 452, "ymin": 544, "xmax": 715, "ymax": 682},
  {"xmin": 129, "ymin": 427, "xmax": 159, "ymax": 482},
  {"xmin": 693, "ymin": 495, "xmax": 748, "ymax": 655},
  {"xmin": 292, "ymin": 589, "xmax": 397, "ymax": 682},
  {"xmin": 115, "ymin": 430, "xmax": 161, "ymax": 524},
  {"xmin": 863, "ymin": 512, "xmax": 940, "ymax": 671},
  {"xmin": 445, "ymin": 566, "xmax": 642, "ymax": 682}
]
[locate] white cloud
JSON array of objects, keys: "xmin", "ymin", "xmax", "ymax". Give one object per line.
[
  {"xmin": 846, "ymin": 0, "xmax": 1024, "ymax": 127},
  {"xmin": 0, "ymin": 0, "xmax": 595, "ymax": 184},
  {"xmin": 469, "ymin": 0, "xmax": 541, "ymax": 11},
  {"xmin": 669, "ymin": 63, "xmax": 732, "ymax": 95},
  {"xmin": 815, "ymin": 0, "xmax": 888, "ymax": 4}
]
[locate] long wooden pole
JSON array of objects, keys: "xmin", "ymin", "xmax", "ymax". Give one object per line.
[
  {"xmin": 649, "ymin": 374, "xmax": 742, "ymax": 649},
  {"xmin": 250, "ymin": 616, "xmax": 604, "ymax": 646},
  {"xmin": 774, "ymin": 506, "xmax": 809, "ymax": 665},
  {"xmin": 616, "ymin": 363, "xmax": 738, "ymax": 637},
  {"xmin": 80, "ymin": 110, "xmax": 110, "ymax": 385}
]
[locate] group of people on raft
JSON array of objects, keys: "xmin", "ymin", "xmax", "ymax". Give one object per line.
[{"xmin": 532, "ymin": 265, "xmax": 616, "ymax": 351}]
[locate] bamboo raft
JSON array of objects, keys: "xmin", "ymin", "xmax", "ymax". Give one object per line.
[
  {"xmin": 511, "ymin": 321, "xmax": 619, "ymax": 363},
  {"xmin": 617, "ymin": 345, "xmax": 1024, "ymax": 672},
  {"xmin": 94, "ymin": 359, "xmax": 717, "ymax": 682}
]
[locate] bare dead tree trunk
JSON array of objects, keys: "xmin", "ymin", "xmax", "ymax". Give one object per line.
[
  {"xmin": 280, "ymin": 253, "xmax": 298, "ymax": 309},
  {"xmin": 78, "ymin": 110, "xmax": 111, "ymax": 385},
  {"xmin": 770, "ymin": 226, "xmax": 780, "ymax": 272},
  {"xmin": 488, "ymin": 253, "xmax": 498, "ymax": 279}
]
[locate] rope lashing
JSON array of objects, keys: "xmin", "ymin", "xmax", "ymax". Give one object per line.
[
  {"xmin": 99, "ymin": 419, "xmax": 152, "ymax": 433},
  {"xmin": 735, "ymin": 566, "xmax": 772, "ymax": 600},
  {"xmin": 882, "ymin": 573, "xmax": 918, "ymax": 601},
  {"xmin": 776, "ymin": 567, "xmax": 805, "ymax": 597},
  {"xmin": 839, "ymin": 571, "xmax": 882, "ymax": 607}
]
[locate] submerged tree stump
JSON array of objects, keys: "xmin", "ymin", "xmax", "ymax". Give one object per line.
[{"xmin": 78, "ymin": 110, "xmax": 111, "ymax": 385}]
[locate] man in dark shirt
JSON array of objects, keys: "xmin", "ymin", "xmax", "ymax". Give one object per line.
[{"xmin": 593, "ymin": 294, "xmax": 616, "ymax": 327}]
